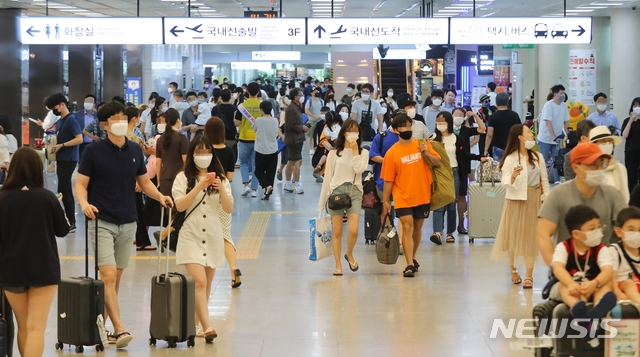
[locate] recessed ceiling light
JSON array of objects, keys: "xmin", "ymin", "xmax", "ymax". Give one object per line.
[
  {"xmin": 577, "ymin": 6, "xmax": 607, "ymax": 8},
  {"xmin": 590, "ymin": 2, "xmax": 623, "ymax": 4},
  {"xmin": 437, "ymin": 9, "xmax": 466, "ymax": 12},
  {"xmin": 565, "ymin": 9, "xmax": 594, "ymax": 11},
  {"xmin": 60, "ymin": 9, "xmax": 88, "ymax": 11}
]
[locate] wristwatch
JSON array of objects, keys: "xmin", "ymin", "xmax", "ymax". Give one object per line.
[
  {"xmin": 62, "ymin": 143, "xmax": 66, "ymax": 147},
  {"xmin": 594, "ymin": 278, "xmax": 601, "ymax": 288}
]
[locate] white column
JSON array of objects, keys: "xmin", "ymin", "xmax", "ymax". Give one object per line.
[
  {"xmin": 536, "ymin": 44, "xmax": 569, "ymax": 116},
  {"xmin": 610, "ymin": 9, "xmax": 640, "ymax": 122}
]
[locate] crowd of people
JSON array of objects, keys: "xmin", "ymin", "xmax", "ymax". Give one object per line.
[{"xmin": 2, "ymin": 73, "xmax": 640, "ymax": 355}]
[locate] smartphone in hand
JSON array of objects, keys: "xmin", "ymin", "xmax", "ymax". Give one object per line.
[{"xmin": 206, "ymin": 172, "xmax": 217, "ymax": 181}]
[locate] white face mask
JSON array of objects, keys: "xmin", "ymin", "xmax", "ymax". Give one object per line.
[
  {"xmin": 110, "ymin": 121, "xmax": 128, "ymax": 137},
  {"xmin": 157, "ymin": 123, "xmax": 166, "ymax": 133},
  {"xmin": 453, "ymin": 117, "xmax": 464, "ymax": 127},
  {"xmin": 387, "ymin": 91, "xmax": 393, "ymax": 97},
  {"xmin": 339, "ymin": 112, "xmax": 349, "ymax": 120},
  {"xmin": 161, "ymin": 106, "xmax": 168, "ymax": 113},
  {"xmin": 232, "ymin": 93, "xmax": 238, "ymax": 100},
  {"xmin": 168, "ymin": 87, "xmax": 174, "ymax": 93},
  {"xmin": 634, "ymin": 107, "xmax": 640, "ymax": 115},
  {"xmin": 345, "ymin": 133, "xmax": 359, "ymax": 143},
  {"xmin": 623, "ymin": 231, "xmax": 640, "ymax": 249},
  {"xmin": 188, "ymin": 100, "xmax": 198, "ymax": 107},
  {"xmin": 406, "ymin": 108, "xmax": 416, "ymax": 119},
  {"xmin": 597, "ymin": 104, "xmax": 607, "ymax": 112},
  {"xmin": 432, "ymin": 99, "xmax": 443, "ymax": 107},
  {"xmin": 194, "ymin": 155, "xmax": 213, "ymax": 169},
  {"xmin": 524, "ymin": 140, "xmax": 536, "ymax": 150},
  {"xmin": 84, "ymin": 102, "xmax": 94, "ymax": 111},
  {"xmin": 582, "ymin": 228, "xmax": 604, "ymax": 247},
  {"xmin": 436, "ymin": 124, "xmax": 448, "ymax": 133},
  {"xmin": 361, "ymin": 94, "xmax": 370, "ymax": 101},
  {"xmin": 598, "ymin": 142, "xmax": 614, "ymax": 156},
  {"xmin": 320, "ymin": 114, "xmax": 326, "ymax": 120},
  {"xmin": 581, "ymin": 167, "xmax": 606, "ymax": 187}
]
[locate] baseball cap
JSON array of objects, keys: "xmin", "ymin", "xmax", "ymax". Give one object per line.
[{"xmin": 570, "ymin": 142, "xmax": 612, "ymax": 165}]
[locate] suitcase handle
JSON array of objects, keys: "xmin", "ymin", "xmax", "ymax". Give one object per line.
[
  {"xmin": 156, "ymin": 206, "xmax": 172, "ymax": 284},
  {"xmin": 85, "ymin": 215, "xmax": 99, "ymax": 280}
]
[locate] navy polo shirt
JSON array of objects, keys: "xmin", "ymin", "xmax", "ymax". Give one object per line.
[
  {"xmin": 78, "ymin": 138, "xmax": 147, "ymax": 225},
  {"xmin": 55, "ymin": 113, "xmax": 82, "ymax": 162}
]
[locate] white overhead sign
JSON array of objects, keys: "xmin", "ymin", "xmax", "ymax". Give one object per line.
[
  {"xmin": 252, "ymin": 51, "xmax": 301, "ymax": 61},
  {"xmin": 163, "ymin": 18, "xmax": 306, "ymax": 45},
  {"xmin": 20, "ymin": 17, "xmax": 162, "ymax": 45},
  {"xmin": 373, "ymin": 49, "xmax": 426, "ymax": 60},
  {"xmin": 450, "ymin": 17, "xmax": 592, "ymax": 45},
  {"xmin": 307, "ymin": 18, "xmax": 449, "ymax": 45},
  {"xmin": 231, "ymin": 62, "xmax": 272, "ymax": 70}
]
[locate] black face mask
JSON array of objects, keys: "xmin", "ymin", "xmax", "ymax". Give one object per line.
[
  {"xmin": 398, "ymin": 131, "xmax": 413, "ymax": 140},
  {"xmin": 315, "ymin": 92, "xmax": 323, "ymax": 98},
  {"xmin": 52, "ymin": 108, "xmax": 62, "ymax": 116}
]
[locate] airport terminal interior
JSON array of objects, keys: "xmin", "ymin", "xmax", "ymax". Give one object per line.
[{"xmin": 1, "ymin": 0, "xmax": 640, "ymax": 356}]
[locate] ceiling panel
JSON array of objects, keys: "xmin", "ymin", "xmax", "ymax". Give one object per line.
[{"xmin": 1, "ymin": 0, "xmax": 638, "ymax": 18}]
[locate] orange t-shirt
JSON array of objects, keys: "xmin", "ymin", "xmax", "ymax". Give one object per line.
[{"xmin": 380, "ymin": 138, "xmax": 439, "ymax": 209}]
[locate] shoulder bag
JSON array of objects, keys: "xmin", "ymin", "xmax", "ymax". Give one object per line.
[
  {"xmin": 328, "ymin": 175, "xmax": 356, "ymax": 211},
  {"xmin": 423, "ymin": 140, "xmax": 455, "ymax": 211},
  {"xmin": 362, "ymin": 132, "xmax": 386, "ymax": 212}
]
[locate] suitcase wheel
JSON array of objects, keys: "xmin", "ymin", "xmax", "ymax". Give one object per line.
[
  {"xmin": 167, "ymin": 338, "xmax": 177, "ymax": 348},
  {"xmin": 187, "ymin": 336, "xmax": 195, "ymax": 348},
  {"xmin": 95, "ymin": 343, "xmax": 104, "ymax": 352},
  {"xmin": 365, "ymin": 239, "xmax": 376, "ymax": 245},
  {"xmin": 469, "ymin": 238, "xmax": 474, "ymax": 243},
  {"xmin": 75, "ymin": 345, "xmax": 84, "ymax": 353},
  {"xmin": 55, "ymin": 341, "xmax": 64, "ymax": 350},
  {"xmin": 149, "ymin": 337, "xmax": 157, "ymax": 346}
]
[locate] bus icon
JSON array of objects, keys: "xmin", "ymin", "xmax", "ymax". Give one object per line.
[{"xmin": 535, "ymin": 23, "xmax": 548, "ymax": 38}]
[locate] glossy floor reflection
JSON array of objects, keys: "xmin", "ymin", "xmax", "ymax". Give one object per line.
[{"xmin": 35, "ymin": 154, "xmax": 549, "ymax": 357}]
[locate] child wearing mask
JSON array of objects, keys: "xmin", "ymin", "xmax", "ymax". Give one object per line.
[
  {"xmin": 609, "ymin": 206, "xmax": 640, "ymax": 305},
  {"xmin": 313, "ymin": 111, "xmax": 343, "ymax": 176},
  {"xmin": 551, "ymin": 204, "xmax": 617, "ymax": 319}
]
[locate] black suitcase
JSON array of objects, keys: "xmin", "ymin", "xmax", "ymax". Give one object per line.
[
  {"xmin": 0, "ymin": 288, "xmax": 14, "ymax": 357},
  {"xmin": 364, "ymin": 211, "xmax": 380, "ymax": 245},
  {"xmin": 55, "ymin": 217, "xmax": 105, "ymax": 353},
  {"xmin": 532, "ymin": 300, "xmax": 561, "ymax": 357},
  {"xmin": 552, "ymin": 303, "xmax": 604, "ymax": 357}
]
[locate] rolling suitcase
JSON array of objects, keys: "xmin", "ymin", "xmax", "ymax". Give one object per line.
[
  {"xmin": 55, "ymin": 217, "xmax": 105, "ymax": 353},
  {"xmin": 552, "ymin": 303, "xmax": 604, "ymax": 357},
  {"xmin": 532, "ymin": 299, "xmax": 561, "ymax": 357},
  {"xmin": 0, "ymin": 288, "xmax": 14, "ymax": 357},
  {"xmin": 364, "ymin": 210, "xmax": 380, "ymax": 245},
  {"xmin": 149, "ymin": 207, "xmax": 196, "ymax": 348},
  {"xmin": 467, "ymin": 180, "xmax": 506, "ymax": 243}
]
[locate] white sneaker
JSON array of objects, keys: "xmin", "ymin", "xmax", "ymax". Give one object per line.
[
  {"xmin": 251, "ymin": 190, "xmax": 258, "ymax": 198},
  {"xmin": 241, "ymin": 186, "xmax": 251, "ymax": 196},
  {"xmin": 310, "ymin": 149, "xmax": 315, "ymax": 155},
  {"xmin": 284, "ymin": 183, "xmax": 294, "ymax": 192},
  {"xmin": 294, "ymin": 183, "xmax": 304, "ymax": 194}
]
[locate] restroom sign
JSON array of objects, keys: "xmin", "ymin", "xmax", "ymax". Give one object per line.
[{"xmin": 450, "ymin": 17, "xmax": 592, "ymax": 44}]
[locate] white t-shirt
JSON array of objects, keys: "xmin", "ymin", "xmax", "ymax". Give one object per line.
[
  {"xmin": 6, "ymin": 134, "xmax": 17, "ymax": 154},
  {"xmin": 172, "ymin": 102, "xmax": 190, "ymax": 117},
  {"xmin": 488, "ymin": 92, "xmax": 497, "ymax": 105},
  {"xmin": 412, "ymin": 120, "xmax": 431, "ymax": 139},
  {"xmin": 323, "ymin": 124, "xmax": 341, "ymax": 142},
  {"xmin": 607, "ymin": 243, "xmax": 640, "ymax": 283},
  {"xmin": 0, "ymin": 135, "xmax": 10, "ymax": 165},
  {"xmin": 442, "ymin": 134, "xmax": 458, "ymax": 168},
  {"xmin": 538, "ymin": 100, "xmax": 570, "ymax": 144},
  {"xmin": 552, "ymin": 241, "xmax": 613, "ymax": 281},
  {"xmin": 351, "ymin": 99, "xmax": 384, "ymax": 131}
]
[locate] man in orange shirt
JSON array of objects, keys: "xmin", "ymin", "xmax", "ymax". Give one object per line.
[{"xmin": 381, "ymin": 114, "xmax": 441, "ymax": 277}]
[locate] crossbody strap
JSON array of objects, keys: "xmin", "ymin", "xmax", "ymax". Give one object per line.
[
  {"xmin": 184, "ymin": 193, "xmax": 206, "ymax": 222},
  {"xmin": 617, "ymin": 242, "xmax": 640, "ymax": 280}
]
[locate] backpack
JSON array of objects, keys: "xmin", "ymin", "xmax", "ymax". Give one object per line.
[{"xmin": 424, "ymin": 140, "xmax": 456, "ymax": 211}]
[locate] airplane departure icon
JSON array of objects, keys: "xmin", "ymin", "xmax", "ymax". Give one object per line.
[{"xmin": 186, "ymin": 24, "xmax": 203, "ymax": 33}]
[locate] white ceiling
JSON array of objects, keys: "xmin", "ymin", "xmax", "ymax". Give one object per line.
[{"xmin": 1, "ymin": 0, "xmax": 639, "ymax": 18}]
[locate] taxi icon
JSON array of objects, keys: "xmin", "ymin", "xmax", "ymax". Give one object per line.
[
  {"xmin": 534, "ymin": 23, "xmax": 548, "ymax": 38},
  {"xmin": 552, "ymin": 24, "xmax": 568, "ymax": 38}
]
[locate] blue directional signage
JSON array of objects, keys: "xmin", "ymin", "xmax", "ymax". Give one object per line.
[
  {"xmin": 307, "ymin": 18, "xmax": 449, "ymax": 45},
  {"xmin": 19, "ymin": 17, "xmax": 163, "ymax": 45},
  {"xmin": 163, "ymin": 18, "xmax": 306, "ymax": 45},
  {"xmin": 450, "ymin": 17, "xmax": 592, "ymax": 44}
]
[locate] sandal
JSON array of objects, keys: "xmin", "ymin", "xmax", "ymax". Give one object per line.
[
  {"xmin": 403, "ymin": 265, "xmax": 416, "ymax": 278},
  {"xmin": 413, "ymin": 259, "xmax": 420, "ymax": 272},
  {"xmin": 136, "ymin": 245, "xmax": 157, "ymax": 251},
  {"xmin": 204, "ymin": 327, "xmax": 217, "ymax": 343},
  {"xmin": 523, "ymin": 278, "xmax": 533, "ymax": 289},
  {"xmin": 106, "ymin": 330, "xmax": 116, "ymax": 344},
  {"xmin": 333, "ymin": 270, "xmax": 343, "ymax": 276},
  {"xmin": 261, "ymin": 186, "xmax": 273, "ymax": 201},
  {"xmin": 446, "ymin": 234, "xmax": 455, "ymax": 243},
  {"xmin": 430, "ymin": 232, "xmax": 442, "ymax": 245},
  {"xmin": 511, "ymin": 268, "xmax": 522, "ymax": 285},
  {"xmin": 113, "ymin": 330, "xmax": 133, "ymax": 348},
  {"xmin": 344, "ymin": 254, "xmax": 359, "ymax": 272},
  {"xmin": 232, "ymin": 269, "xmax": 242, "ymax": 288},
  {"xmin": 196, "ymin": 327, "xmax": 204, "ymax": 338}
]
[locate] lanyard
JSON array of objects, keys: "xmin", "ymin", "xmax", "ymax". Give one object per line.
[{"xmin": 572, "ymin": 239, "xmax": 590, "ymax": 282}]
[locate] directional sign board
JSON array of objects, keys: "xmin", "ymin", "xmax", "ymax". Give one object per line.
[
  {"xmin": 450, "ymin": 17, "xmax": 592, "ymax": 44},
  {"xmin": 163, "ymin": 18, "xmax": 306, "ymax": 45},
  {"xmin": 20, "ymin": 17, "xmax": 163, "ymax": 45},
  {"xmin": 307, "ymin": 18, "xmax": 448, "ymax": 45}
]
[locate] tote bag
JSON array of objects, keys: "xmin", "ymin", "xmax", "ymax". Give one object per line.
[{"xmin": 308, "ymin": 214, "xmax": 333, "ymax": 261}]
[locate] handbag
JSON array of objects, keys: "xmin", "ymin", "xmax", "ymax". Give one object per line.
[
  {"xmin": 45, "ymin": 131, "xmax": 58, "ymax": 162},
  {"xmin": 477, "ymin": 157, "xmax": 501, "ymax": 183},
  {"xmin": 327, "ymin": 176, "xmax": 356, "ymax": 211},
  {"xmin": 423, "ymin": 140, "xmax": 455, "ymax": 211},
  {"xmin": 376, "ymin": 213, "xmax": 400, "ymax": 265},
  {"xmin": 362, "ymin": 132, "xmax": 386, "ymax": 212}
]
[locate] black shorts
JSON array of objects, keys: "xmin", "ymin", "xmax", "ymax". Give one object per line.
[
  {"xmin": 287, "ymin": 142, "xmax": 304, "ymax": 162},
  {"xmin": 395, "ymin": 204, "xmax": 430, "ymax": 219},
  {"xmin": 459, "ymin": 175, "xmax": 469, "ymax": 196}
]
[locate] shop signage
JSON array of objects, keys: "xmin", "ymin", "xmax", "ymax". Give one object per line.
[
  {"xmin": 373, "ymin": 49, "xmax": 426, "ymax": 60},
  {"xmin": 450, "ymin": 17, "xmax": 592, "ymax": 44},
  {"xmin": 19, "ymin": 17, "xmax": 163, "ymax": 45},
  {"xmin": 163, "ymin": 18, "xmax": 306, "ymax": 45},
  {"xmin": 307, "ymin": 18, "xmax": 448, "ymax": 45},
  {"xmin": 569, "ymin": 49, "xmax": 597, "ymax": 105}
]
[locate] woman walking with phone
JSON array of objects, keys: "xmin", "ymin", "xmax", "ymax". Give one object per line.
[{"xmin": 173, "ymin": 136, "xmax": 233, "ymax": 341}]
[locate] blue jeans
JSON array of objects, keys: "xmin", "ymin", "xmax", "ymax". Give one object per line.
[
  {"xmin": 433, "ymin": 167, "xmax": 460, "ymax": 235},
  {"xmin": 538, "ymin": 141, "xmax": 559, "ymax": 181},
  {"xmin": 238, "ymin": 141, "xmax": 258, "ymax": 190},
  {"xmin": 492, "ymin": 147, "xmax": 505, "ymax": 163}
]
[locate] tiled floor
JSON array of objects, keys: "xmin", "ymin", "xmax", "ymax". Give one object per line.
[{"xmin": 31, "ymin": 152, "xmax": 550, "ymax": 357}]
